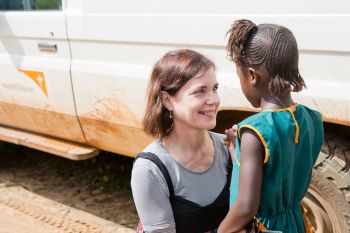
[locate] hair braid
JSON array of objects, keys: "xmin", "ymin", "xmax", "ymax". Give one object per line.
[
  {"xmin": 226, "ymin": 19, "xmax": 257, "ymax": 65},
  {"xmin": 266, "ymin": 27, "xmax": 305, "ymax": 95},
  {"xmin": 226, "ymin": 19, "xmax": 306, "ymax": 97}
]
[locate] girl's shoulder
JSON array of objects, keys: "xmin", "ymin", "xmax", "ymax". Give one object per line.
[
  {"xmin": 298, "ymin": 104, "xmax": 323, "ymax": 121},
  {"xmin": 237, "ymin": 104, "xmax": 321, "ymax": 128},
  {"xmin": 238, "ymin": 111, "xmax": 272, "ymax": 127},
  {"xmin": 237, "ymin": 112, "xmax": 280, "ymax": 146}
]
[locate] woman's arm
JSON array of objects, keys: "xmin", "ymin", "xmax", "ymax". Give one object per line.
[
  {"xmin": 131, "ymin": 159, "xmax": 176, "ymax": 233},
  {"xmin": 218, "ymin": 129, "xmax": 264, "ymax": 233}
]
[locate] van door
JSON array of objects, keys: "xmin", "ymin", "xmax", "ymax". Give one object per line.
[
  {"xmin": 0, "ymin": 0, "xmax": 85, "ymax": 143},
  {"xmin": 66, "ymin": 0, "xmax": 154, "ymax": 156}
]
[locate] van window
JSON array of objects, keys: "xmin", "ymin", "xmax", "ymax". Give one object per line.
[{"xmin": 0, "ymin": 0, "xmax": 62, "ymax": 10}]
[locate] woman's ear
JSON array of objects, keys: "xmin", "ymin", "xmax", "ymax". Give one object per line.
[
  {"xmin": 248, "ymin": 67, "xmax": 260, "ymax": 86},
  {"xmin": 161, "ymin": 91, "xmax": 173, "ymax": 111}
]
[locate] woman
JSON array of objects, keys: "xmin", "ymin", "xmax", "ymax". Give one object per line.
[{"xmin": 131, "ymin": 49, "xmax": 232, "ymax": 233}]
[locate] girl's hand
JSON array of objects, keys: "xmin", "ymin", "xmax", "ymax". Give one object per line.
[
  {"xmin": 224, "ymin": 124, "xmax": 237, "ymax": 161},
  {"xmin": 224, "ymin": 124, "xmax": 237, "ymax": 147}
]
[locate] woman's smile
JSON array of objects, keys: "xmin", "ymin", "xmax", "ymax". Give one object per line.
[{"xmin": 198, "ymin": 110, "xmax": 216, "ymax": 118}]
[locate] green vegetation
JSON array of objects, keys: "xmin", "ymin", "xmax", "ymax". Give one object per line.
[{"xmin": 35, "ymin": 0, "xmax": 61, "ymax": 10}]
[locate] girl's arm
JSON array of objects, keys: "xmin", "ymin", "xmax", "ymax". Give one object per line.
[
  {"xmin": 131, "ymin": 159, "xmax": 176, "ymax": 233},
  {"xmin": 218, "ymin": 129, "xmax": 264, "ymax": 233}
]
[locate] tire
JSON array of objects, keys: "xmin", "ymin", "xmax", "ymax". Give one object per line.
[{"xmin": 303, "ymin": 134, "xmax": 350, "ymax": 233}]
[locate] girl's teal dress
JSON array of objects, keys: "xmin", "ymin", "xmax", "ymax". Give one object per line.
[{"xmin": 230, "ymin": 104, "xmax": 323, "ymax": 233}]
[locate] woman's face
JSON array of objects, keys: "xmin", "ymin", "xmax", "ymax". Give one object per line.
[{"xmin": 170, "ymin": 68, "xmax": 220, "ymax": 131}]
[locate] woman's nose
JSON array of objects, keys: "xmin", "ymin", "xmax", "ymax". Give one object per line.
[{"xmin": 207, "ymin": 92, "xmax": 220, "ymax": 105}]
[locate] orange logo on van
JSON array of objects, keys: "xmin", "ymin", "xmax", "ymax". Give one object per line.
[{"xmin": 19, "ymin": 69, "xmax": 48, "ymax": 97}]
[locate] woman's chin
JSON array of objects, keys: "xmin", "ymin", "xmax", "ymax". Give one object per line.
[{"xmin": 203, "ymin": 122, "xmax": 217, "ymax": 131}]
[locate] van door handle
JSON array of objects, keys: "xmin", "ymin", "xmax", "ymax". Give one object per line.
[{"xmin": 38, "ymin": 43, "xmax": 57, "ymax": 52}]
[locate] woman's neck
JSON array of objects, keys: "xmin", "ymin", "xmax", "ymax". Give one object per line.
[{"xmin": 161, "ymin": 128, "xmax": 214, "ymax": 172}]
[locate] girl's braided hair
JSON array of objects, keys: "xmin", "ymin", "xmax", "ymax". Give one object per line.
[{"xmin": 227, "ymin": 19, "xmax": 306, "ymax": 96}]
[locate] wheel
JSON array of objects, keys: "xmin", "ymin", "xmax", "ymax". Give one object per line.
[{"xmin": 303, "ymin": 135, "xmax": 350, "ymax": 233}]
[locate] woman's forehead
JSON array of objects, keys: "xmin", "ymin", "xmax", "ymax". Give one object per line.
[{"xmin": 185, "ymin": 68, "xmax": 217, "ymax": 87}]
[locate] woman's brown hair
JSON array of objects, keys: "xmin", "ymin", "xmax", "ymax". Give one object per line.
[
  {"xmin": 226, "ymin": 19, "xmax": 306, "ymax": 96},
  {"xmin": 143, "ymin": 49, "xmax": 215, "ymax": 138}
]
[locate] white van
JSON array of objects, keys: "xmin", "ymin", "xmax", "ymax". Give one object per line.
[{"xmin": 0, "ymin": 0, "xmax": 349, "ymax": 232}]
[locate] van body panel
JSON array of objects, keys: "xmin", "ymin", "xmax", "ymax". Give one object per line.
[
  {"xmin": 66, "ymin": 0, "xmax": 350, "ymax": 155},
  {"xmin": 0, "ymin": 9, "xmax": 85, "ymax": 142},
  {"xmin": 1, "ymin": 0, "xmax": 349, "ymax": 155}
]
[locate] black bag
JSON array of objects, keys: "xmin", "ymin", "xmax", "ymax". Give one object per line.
[{"xmin": 134, "ymin": 152, "xmax": 232, "ymax": 233}]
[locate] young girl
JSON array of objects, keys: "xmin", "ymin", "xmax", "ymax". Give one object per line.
[{"xmin": 218, "ymin": 19, "xmax": 324, "ymax": 233}]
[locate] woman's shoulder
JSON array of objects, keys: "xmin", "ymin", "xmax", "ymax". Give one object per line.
[
  {"xmin": 133, "ymin": 140, "xmax": 163, "ymax": 170},
  {"xmin": 142, "ymin": 139, "xmax": 162, "ymax": 152},
  {"xmin": 208, "ymin": 131, "xmax": 226, "ymax": 149},
  {"xmin": 209, "ymin": 131, "xmax": 230, "ymax": 161},
  {"xmin": 209, "ymin": 131, "xmax": 225, "ymax": 140},
  {"xmin": 134, "ymin": 139, "xmax": 175, "ymax": 173},
  {"xmin": 132, "ymin": 141, "xmax": 170, "ymax": 187}
]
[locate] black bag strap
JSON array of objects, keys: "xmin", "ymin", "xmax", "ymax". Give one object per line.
[
  {"xmin": 135, "ymin": 152, "xmax": 174, "ymax": 197},
  {"xmin": 226, "ymin": 153, "xmax": 233, "ymax": 182},
  {"xmin": 136, "ymin": 150, "xmax": 232, "ymax": 198}
]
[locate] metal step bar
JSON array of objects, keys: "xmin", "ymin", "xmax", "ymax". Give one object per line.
[{"xmin": 0, "ymin": 125, "xmax": 99, "ymax": 160}]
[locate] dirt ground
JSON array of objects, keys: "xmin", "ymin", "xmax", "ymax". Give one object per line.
[{"xmin": 0, "ymin": 142, "xmax": 139, "ymax": 233}]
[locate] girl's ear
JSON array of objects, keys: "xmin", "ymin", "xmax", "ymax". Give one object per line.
[
  {"xmin": 161, "ymin": 91, "xmax": 173, "ymax": 111},
  {"xmin": 248, "ymin": 67, "xmax": 260, "ymax": 86}
]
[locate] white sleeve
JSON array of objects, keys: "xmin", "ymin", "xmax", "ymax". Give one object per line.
[{"xmin": 131, "ymin": 158, "xmax": 176, "ymax": 233}]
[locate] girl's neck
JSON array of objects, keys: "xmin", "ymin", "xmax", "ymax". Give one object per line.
[{"xmin": 260, "ymin": 94, "xmax": 295, "ymax": 111}]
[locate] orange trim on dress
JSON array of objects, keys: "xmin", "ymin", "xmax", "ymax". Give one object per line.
[
  {"xmin": 264, "ymin": 103, "xmax": 299, "ymax": 144},
  {"xmin": 263, "ymin": 103, "xmax": 298, "ymax": 112},
  {"xmin": 238, "ymin": 125, "xmax": 269, "ymax": 164},
  {"xmin": 301, "ymin": 203, "xmax": 315, "ymax": 233},
  {"xmin": 289, "ymin": 110, "xmax": 299, "ymax": 143}
]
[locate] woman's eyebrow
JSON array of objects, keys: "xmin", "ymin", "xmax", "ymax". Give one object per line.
[
  {"xmin": 193, "ymin": 83, "xmax": 218, "ymax": 90},
  {"xmin": 191, "ymin": 85, "xmax": 208, "ymax": 91}
]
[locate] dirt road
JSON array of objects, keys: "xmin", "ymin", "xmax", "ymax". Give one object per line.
[
  {"xmin": 0, "ymin": 184, "xmax": 133, "ymax": 233},
  {"xmin": 0, "ymin": 142, "xmax": 138, "ymax": 233}
]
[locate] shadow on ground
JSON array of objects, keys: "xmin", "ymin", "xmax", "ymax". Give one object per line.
[{"xmin": 0, "ymin": 142, "xmax": 138, "ymax": 229}]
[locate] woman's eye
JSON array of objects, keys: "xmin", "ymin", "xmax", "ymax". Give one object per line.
[{"xmin": 195, "ymin": 89, "xmax": 205, "ymax": 94}]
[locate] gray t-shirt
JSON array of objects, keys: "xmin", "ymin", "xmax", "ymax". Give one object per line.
[{"xmin": 131, "ymin": 131, "xmax": 230, "ymax": 233}]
